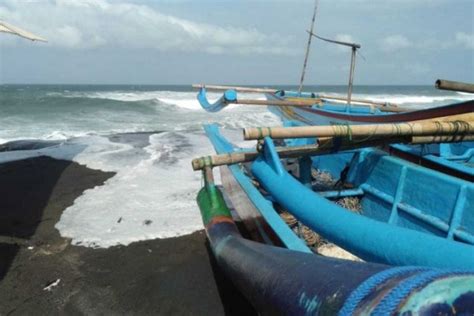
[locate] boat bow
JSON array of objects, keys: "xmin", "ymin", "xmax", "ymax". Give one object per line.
[{"xmin": 197, "ymin": 87, "xmax": 237, "ymax": 112}]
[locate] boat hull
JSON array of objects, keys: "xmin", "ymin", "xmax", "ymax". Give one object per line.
[
  {"xmin": 197, "ymin": 160, "xmax": 474, "ymax": 315},
  {"xmin": 266, "ymin": 92, "xmax": 474, "ymax": 181},
  {"xmin": 203, "ymin": 124, "xmax": 474, "ymax": 269}
]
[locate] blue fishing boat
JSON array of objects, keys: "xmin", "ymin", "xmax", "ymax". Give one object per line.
[
  {"xmin": 193, "ymin": 123, "xmax": 474, "ymax": 315},
  {"xmin": 266, "ymin": 90, "xmax": 474, "ymax": 181},
  {"xmin": 196, "ymin": 86, "xmax": 474, "ymax": 181},
  {"xmin": 192, "ymin": 0, "xmax": 474, "ymax": 309}
]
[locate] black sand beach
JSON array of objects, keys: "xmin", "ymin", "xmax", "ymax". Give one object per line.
[{"xmin": 0, "ymin": 156, "xmax": 255, "ymax": 315}]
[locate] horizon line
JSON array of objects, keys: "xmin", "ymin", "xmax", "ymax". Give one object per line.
[{"xmin": 1, "ymin": 83, "xmax": 439, "ymax": 86}]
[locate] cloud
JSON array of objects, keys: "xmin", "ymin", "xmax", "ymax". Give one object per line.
[
  {"xmin": 379, "ymin": 32, "xmax": 474, "ymax": 52},
  {"xmin": 0, "ymin": 0, "xmax": 296, "ymax": 55},
  {"xmin": 455, "ymin": 32, "xmax": 474, "ymax": 50},
  {"xmin": 380, "ymin": 35, "xmax": 412, "ymax": 52}
]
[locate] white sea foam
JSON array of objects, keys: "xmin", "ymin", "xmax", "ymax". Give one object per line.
[
  {"xmin": 62, "ymin": 90, "xmax": 265, "ymax": 110},
  {"xmin": 55, "ymin": 132, "xmax": 215, "ymax": 247},
  {"xmin": 0, "ymin": 131, "xmax": 241, "ymax": 247},
  {"xmin": 2, "ymin": 87, "xmax": 469, "ymax": 248},
  {"xmin": 457, "ymin": 91, "xmax": 474, "ymax": 96}
]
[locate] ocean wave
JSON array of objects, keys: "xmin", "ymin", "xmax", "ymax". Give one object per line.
[
  {"xmin": 2, "ymin": 85, "xmax": 472, "ymax": 247},
  {"xmin": 319, "ymin": 93, "xmax": 472, "ymax": 107},
  {"xmin": 55, "ymin": 88, "xmax": 470, "ymax": 111},
  {"xmin": 58, "ymin": 90, "xmax": 266, "ymax": 110},
  {"xmin": 52, "ymin": 131, "xmax": 224, "ymax": 247},
  {"xmin": 457, "ymin": 91, "xmax": 474, "ymax": 96},
  {"xmin": 3, "ymin": 87, "xmax": 470, "ymax": 145}
]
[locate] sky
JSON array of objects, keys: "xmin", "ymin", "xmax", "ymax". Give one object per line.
[{"xmin": 0, "ymin": 0, "xmax": 473, "ymax": 85}]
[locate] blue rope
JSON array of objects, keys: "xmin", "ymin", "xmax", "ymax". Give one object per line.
[
  {"xmin": 338, "ymin": 266, "xmax": 427, "ymax": 316},
  {"xmin": 372, "ymin": 270, "xmax": 473, "ymax": 316}
]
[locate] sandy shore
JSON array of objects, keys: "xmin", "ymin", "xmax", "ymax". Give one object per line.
[{"xmin": 0, "ymin": 156, "xmax": 255, "ymax": 315}]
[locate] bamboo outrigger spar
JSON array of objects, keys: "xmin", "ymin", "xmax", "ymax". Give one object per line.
[
  {"xmin": 436, "ymin": 79, "xmax": 474, "ymax": 94},
  {"xmin": 244, "ymin": 120, "xmax": 474, "ymax": 140},
  {"xmin": 192, "ymin": 134, "xmax": 474, "ymax": 171}
]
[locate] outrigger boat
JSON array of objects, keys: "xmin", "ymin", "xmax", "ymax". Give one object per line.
[
  {"xmin": 195, "ymin": 83, "xmax": 474, "ymax": 181},
  {"xmin": 191, "ymin": 3, "xmax": 474, "ymax": 313},
  {"xmin": 191, "ymin": 121, "xmax": 474, "ymax": 315}
]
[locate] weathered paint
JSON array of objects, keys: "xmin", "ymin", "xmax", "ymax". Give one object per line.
[
  {"xmin": 203, "ymin": 124, "xmax": 311, "ymax": 253},
  {"xmin": 195, "ymin": 169, "xmax": 474, "ymax": 315},
  {"xmin": 398, "ymin": 276, "xmax": 474, "ymax": 315},
  {"xmin": 196, "ymin": 184, "xmax": 232, "ymax": 226},
  {"xmin": 197, "ymin": 87, "xmax": 237, "ymax": 112}
]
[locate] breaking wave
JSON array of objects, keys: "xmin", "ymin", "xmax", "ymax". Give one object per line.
[{"xmin": 0, "ymin": 85, "xmax": 471, "ymax": 248}]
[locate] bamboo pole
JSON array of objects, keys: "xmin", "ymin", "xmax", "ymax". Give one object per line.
[
  {"xmin": 284, "ymin": 97, "xmax": 405, "ymax": 113},
  {"xmin": 317, "ymin": 95, "xmax": 399, "ymax": 108},
  {"xmin": 415, "ymin": 112, "xmax": 474, "ymax": 123},
  {"xmin": 347, "ymin": 46, "xmax": 357, "ymax": 105},
  {"xmin": 298, "ymin": 0, "xmax": 319, "ymax": 93},
  {"xmin": 436, "ymin": 79, "xmax": 474, "ymax": 94},
  {"xmin": 193, "ymin": 83, "xmax": 401, "ymax": 110},
  {"xmin": 243, "ymin": 121, "xmax": 474, "ymax": 140},
  {"xmin": 233, "ymin": 97, "xmax": 405, "ymax": 112},
  {"xmin": 234, "ymin": 98, "xmax": 322, "ymax": 107},
  {"xmin": 192, "ymin": 84, "xmax": 276, "ymax": 94},
  {"xmin": 411, "ymin": 134, "xmax": 474, "ymax": 144},
  {"xmin": 192, "ymin": 134, "xmax": 474, "ymax": 171}
]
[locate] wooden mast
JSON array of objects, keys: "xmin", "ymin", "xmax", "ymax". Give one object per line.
[
  {"xmin": 347, "ymin": 46, "xmax": 357, "ymax": 105},
  {"xmin": 307, "ymin": 33, "xmax": 361, "ymax": 106},
  {"xmin": 298, "ymin": 0, "xmax": 319, "ymax": 94}
]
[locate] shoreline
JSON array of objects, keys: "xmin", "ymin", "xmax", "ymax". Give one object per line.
[{"xmin": 0, "ymin": 156, "xmax": 254, "ymax": 315}]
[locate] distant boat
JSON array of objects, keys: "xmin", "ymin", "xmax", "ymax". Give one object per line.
[{"xmin": 0, "ymin": 20, "xmax": 47, "ymax": 42}]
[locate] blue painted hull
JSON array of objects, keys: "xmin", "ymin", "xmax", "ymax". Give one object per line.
[
  {"xmin": 265, "ymin": 92, "xmax": 474, "ymax": 181},
  {"xmin": 198, "ymin": 183, "xmax": 474, "ymax": 315},
  {"xmin": 203, "ymin": 124, "xmax": 474, "ymax": 269},
  {"xmin": 198, "ymin": 124, "xmax": 474, "ymax": 315}
]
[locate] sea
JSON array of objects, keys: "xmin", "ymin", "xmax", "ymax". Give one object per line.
[{"xmin": 0, "ymin": 84, "xmax": 471, "ymax": 248}]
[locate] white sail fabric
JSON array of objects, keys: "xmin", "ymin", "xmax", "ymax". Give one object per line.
[{"xmin": 0, "ymin": 20, "xmax": 47, "ymax": 42}]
